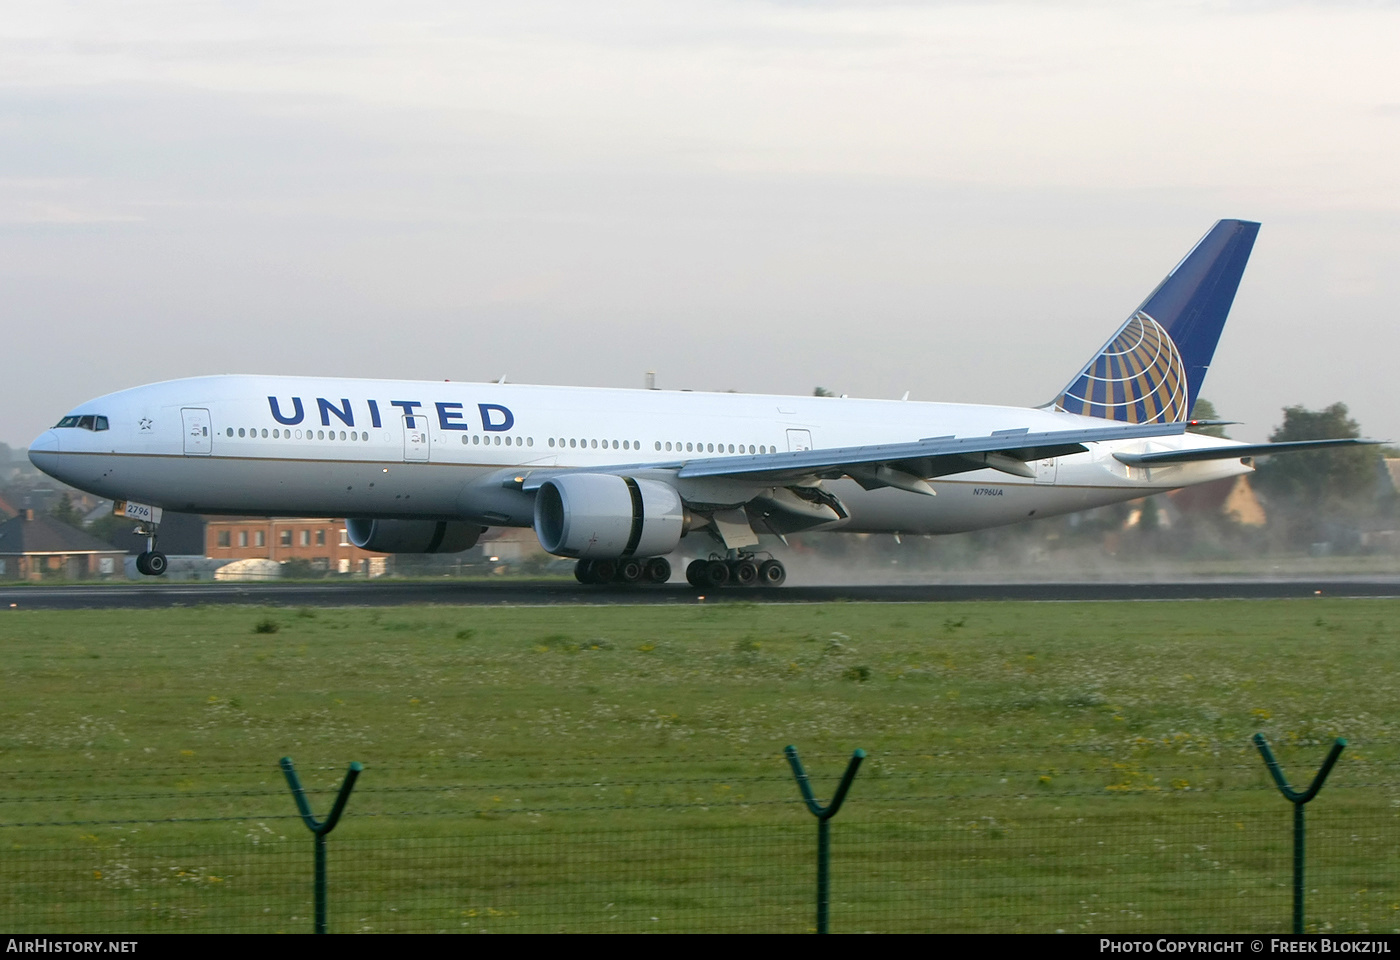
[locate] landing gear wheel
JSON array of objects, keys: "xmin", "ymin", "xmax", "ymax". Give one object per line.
[
  {"xmin": 136, "ymin": 551, "xmax": 168, "ymax": 577},
  {"xmin": 592, "ymin": 559, "xmax": 617, "ymax": 584},
  {"xmin": 645, "ymin": 557, "xmax": 671, "ymax": 584},
  {"xmin": 758, "ymin": 559, "xmax": 786, "ymax": 587},
  {"xmin": 618, "ymin": 559, "xmax": 644, "ymax": 584},
  {"xmin": 702, "ymin": 559, "xmax": 730, "ymax": 588},
  {"xmin": 731, "ymin": 559, "xmax": 759, "ymax": 587},
  {"xmin": 575, "ymin": 559, "xmax": 597, "ymax": 584},
  {"xmin": 686, "ymin": 559, "xmax": 708, "ymax": 587}
]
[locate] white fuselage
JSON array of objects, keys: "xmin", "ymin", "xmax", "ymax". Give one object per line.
[{"xmin": 28, "ymin": 375, "xmax": 1252, "ymax": 541}]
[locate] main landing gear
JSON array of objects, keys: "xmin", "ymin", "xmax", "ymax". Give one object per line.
[
  {"xmin": 132, "ymin": 522, "xmax": 168, "ymax": 577},
  {"xmin": 684, "ymin": 554, "xmax": 786, "ymax": 589},
  {"xmin": 575, "ymin": 557, "xmax": 672, "ymax": 585}
]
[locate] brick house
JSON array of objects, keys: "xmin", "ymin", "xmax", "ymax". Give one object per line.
[{"xmin": 204, "ymin": 518, "xmax": 387, "ymax": 574}]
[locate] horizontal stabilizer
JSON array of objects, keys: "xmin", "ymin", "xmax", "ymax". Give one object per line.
[{"xmin": 1113, "ymin": 438, "xmax": 1379, "ymax": 466}]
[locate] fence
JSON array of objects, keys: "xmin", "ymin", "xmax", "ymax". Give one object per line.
[{"xmin": 3, "ymin": 746, "xmax": 1399, "ymax": 933}]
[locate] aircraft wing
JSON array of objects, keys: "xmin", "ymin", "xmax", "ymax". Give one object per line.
[
  {"xmin": 1112, "ymin": 438, "xmax": 1380, "ymax": 466},
  {"xmin": 515, "ymin": 420, "xmax": 1188, "ymax": 493},
  {"xmin": 674, "ymin": 420, "xmax": 1189, "ymax": 491}
]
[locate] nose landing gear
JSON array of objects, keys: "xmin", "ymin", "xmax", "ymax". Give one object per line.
[{"xmin": 132, "ymin": 522, "xmax": 168, "ymax": 577}]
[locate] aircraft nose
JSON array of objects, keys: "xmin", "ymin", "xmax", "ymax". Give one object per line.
[{"xmin": 27, "ymin": 430, "xmax": 60, "ymax": 471}]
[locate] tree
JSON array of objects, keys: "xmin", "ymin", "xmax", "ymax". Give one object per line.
[
  {"xmin": 1187, "ymin": 398, "xmax": 1229, "ymax": 439},
  {"xmin": 812, "ymin": 387, "xmax": 835, "ymax": 398},
  {"xmin": 1252, "ymin": 402, "xmax": 1377, "ymax": 506},
  {"xmin": 87, "ymin": 513, "xmax": 139, "ymax": 548},
  {"xmin": 47, "ymin": 493, "xmax": 81, "ymax": 529}
]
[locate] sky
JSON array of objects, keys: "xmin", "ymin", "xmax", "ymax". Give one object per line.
[{"xmin": 2, "ymin": 0, "xmax": 1397, "ymax": 448}]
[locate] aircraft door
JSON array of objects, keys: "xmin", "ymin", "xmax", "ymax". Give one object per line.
[
  {"xmin": 786, "ymin": 429, "xmax": 812, "ymax": 452},
  {"xmin": 181, "ymin": 408, "xmax": 212, "ymax": 456},
  {"xmin": 403, "ymin": 415, "xmax": 430, "ymax": 462},
  {"xmin": 1035, "ymin": 456, "xmax": 1058, "ymax": 484}
]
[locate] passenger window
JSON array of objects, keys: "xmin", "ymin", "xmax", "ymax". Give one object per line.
[
  {"xmin": 527, "ymin": 437, "xmax": 533, "ymax": 446},
  {"xmin": 549, "ymin": 438, "xmax": 555, "ymax": 447},
  {"xmin": 569, "ymin": 439, "xmax": 576, "ymax": 448},
  {"xmin": 612, "ymin": 440, "xmax": 619, "ymax": 449},
  {"xmin": 591, "ymin": 439, "xmax": 597, "ymax": 448},
  {"xmin": 227, "ymin": 428, "xmax": 234, "ymax": 437},
  {"xmin": 238, "ymin": 428, "xmax": 245, "ymax": 437},
  {"xmin": 494, "ymin": 436, "xmax": 501, "ymax": 445}
]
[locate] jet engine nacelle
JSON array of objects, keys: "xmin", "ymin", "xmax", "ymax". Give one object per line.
[
  {"xmin": 533, "ymin": 474, "xmax": 685, "ymax": 559},
  {"xmin": 345, "ymin": 519, "xmax": 484, "ymax": 554}
]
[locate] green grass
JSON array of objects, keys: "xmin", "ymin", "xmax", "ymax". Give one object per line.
[{"xmin": 1, "ymin": 599, "xmax": 1398, "ymax": 932}]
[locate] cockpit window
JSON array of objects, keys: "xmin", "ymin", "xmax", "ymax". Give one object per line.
[{"xmin": 53, "ymin": 415, "xmax": 109, "ymax": 431}]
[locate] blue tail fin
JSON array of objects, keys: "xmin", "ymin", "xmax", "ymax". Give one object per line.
[{"xmin": 1052, "ymin": 219, "xmax": 1260, "ymax": 423}]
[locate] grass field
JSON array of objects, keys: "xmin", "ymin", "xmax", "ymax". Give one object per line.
[{"xmin": 1, "ymin": 599, "xmax": 1398, "ymax": 932}]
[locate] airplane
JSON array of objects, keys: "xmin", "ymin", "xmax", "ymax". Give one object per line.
[{"xmin": 27, "ymin": 219, "xmax": 1374, "ymax": 586}]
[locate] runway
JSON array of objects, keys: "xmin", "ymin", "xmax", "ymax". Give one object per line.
[{"xmin": 4, "ymin": 577, "xmax": 1400, "ymax": 610}]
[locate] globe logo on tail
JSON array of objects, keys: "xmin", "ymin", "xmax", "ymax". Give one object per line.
[{"xmin": 1053, "ymin": 311, "xmax": 1189, "ymax": 424}]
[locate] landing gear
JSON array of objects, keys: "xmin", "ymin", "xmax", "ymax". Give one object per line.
[
  {"xmin": 135, "ymin": 551, "xmax": 168, "ymax": 576},
  {"xmin": 685, "ymin": 553, "xmax": 785, "ymax": 589},
  {"xmin": 758, "ymin": 558, "xmax": 786, "ymax": 587},
  {"xmin": 574, "ymin": 557, "xmax": 672, "ymax": 586},
  {"xmin": 132, "ymin": 521, "xmax": 167, "ymax": 577},
  {"xmin": 645, "ymin": 557, "xmax": 671, "ymax": 584}
]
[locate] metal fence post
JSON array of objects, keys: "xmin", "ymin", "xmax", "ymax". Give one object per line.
[
  {"xmin": 1252, "ymin": 734, "xmax": 1345, "ymax": 934},
  {"xmin": 785, "ymin": 745, "xmax": 865, "ymax": 934},
  {"xmin": 281, "ymin": 757, "xmax": 363, "ymax": 934}
]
